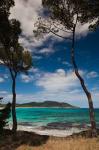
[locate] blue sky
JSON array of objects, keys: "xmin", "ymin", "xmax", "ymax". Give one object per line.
[{"xmin": 0, "ymin": 0, "xmax": 99, "ymax": 108}]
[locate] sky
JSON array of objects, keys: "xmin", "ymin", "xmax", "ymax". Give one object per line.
[{"xmin": 0, "ymin": 0, "xmax": 99, "ymax": 108}]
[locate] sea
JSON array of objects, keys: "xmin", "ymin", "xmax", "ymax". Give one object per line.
[{"xmin": 8, "ymin": 108, "xmax": 99, "ymax": 137}]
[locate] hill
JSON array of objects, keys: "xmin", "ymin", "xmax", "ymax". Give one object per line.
[{"xmin": 16, "ymin": 101, "xmax": 76, "ymax": 108}]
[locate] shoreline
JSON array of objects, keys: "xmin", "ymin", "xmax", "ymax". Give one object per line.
[
  {"xmin": 7, "ymin": 123, "xmax": 88, "ymax": 137},
  {"xmin": 16, "ymin": 107, "xmax": 75, "ymax": 109},
  {"xmin": 0, "ymin": 106, "xmax": 78, "ymax": 109},
  {"xmin": 17, "ymin": 127, "xmax": 87, "ymax": 137},
  {"xmin": 1, "ymin": 106, "xmax": 99, "ymax": 109}
]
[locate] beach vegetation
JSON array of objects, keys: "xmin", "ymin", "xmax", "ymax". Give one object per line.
[{"xmin": 0, "ymin": 130, "xmax": 99, "ymax": 150}]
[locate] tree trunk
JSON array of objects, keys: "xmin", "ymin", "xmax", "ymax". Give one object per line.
[
  {"xmin": 12, "ymin": 77, "xmax": 17, "ymax": 133},
  {"xmin": 71, "ymin": 26, "xmax": 97, "ymax": 137}
]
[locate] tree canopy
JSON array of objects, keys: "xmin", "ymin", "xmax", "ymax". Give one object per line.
[
  {"xmin": 0, "ymin": 0, "xmax": 15, "ymax": 46},
  {"xmin": 0, "ymin": 0, "xmax": 14, "ymax": 15},
  {"xmin": 77, "ymin": 0, "xmax": 99, "ymax": 30},
  {"xmin": 0, "ymin": 18, "xmax": 32, "ymax": 75}
]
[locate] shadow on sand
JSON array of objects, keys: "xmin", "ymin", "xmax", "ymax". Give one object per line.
[{"xmin": 0, "ymin": 129, "xmax": 49, "ymax": 150}]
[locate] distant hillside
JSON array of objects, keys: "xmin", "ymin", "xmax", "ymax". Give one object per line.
[{"xmin": 16, "ymin": 101, "xmax": 76, "ymax": 108}]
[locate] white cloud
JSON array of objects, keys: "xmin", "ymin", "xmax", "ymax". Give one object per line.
[
  {"xmin": 10, "ymin": 0, "xmax": 42, "ymax": 37},
  {"xmin": 0, "ymin": 91, "xmax": 8, "ymax": 94},
  {"xmin": 38, "ymin": 48, "xmax": 53, "ymax": 54},
  {"xmin": 57, "ymin": 58, "xmax": 72, "ymax": 67},
  {"xmin": 36, "ymin": 69, "xmax": 81, "ymax": 92},
  {"xmin": 87, "ymin": 71, "xmax": 99, "ymax": 79},
  {"xmin": 33, "ymin": 55, "xmax": 43, "ymax": 60},
  {"xmin": 10, "ymin": 0, "xmax": 49, "ymax": 53},
  {"xmin": 62, "ymin": 61, "xmax": 72, "ymax": 67},
  {"xmin": 29, "ymin": 67, "xmax": 39, "ymax": 73},
  {"xmin": 0, "ymin": 77, "xmax": 5, "ymax": 83},
  {"xmin": 76, "ymin": 23, "xmax": 90, "ymax": 38},
  {"xmin": 21, "ymin": 74, "xmax": 34, "ymax": 83}
]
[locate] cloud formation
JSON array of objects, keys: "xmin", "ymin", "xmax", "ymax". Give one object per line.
[
  {"xmin": 87, "ymin": 71, "xmax": 99, "ymax": 79},
  {"xmin": 10, "ymin": 0, "xmax": 42, "ymax": 37},
  {"xmin": 36, "ymin": 69, "xmax": 80, "ymax": 92},
  {"xmin": 21, "ymin": 74, "xmax": 34, "ymax": 83},
  {"xmin": 10, "ymin": 0, "xmax": 91, "ymax": 56},
  {"xmin": 0, "ymin": 74, "xmax": 9, "ymax": 83},
  {"xmin": 0, "ymin": 77, "xmax": 5, "ymax": 83},
  {"xmin": 1, "ymin": 69, "xmax": 99, "ymax": 107}
]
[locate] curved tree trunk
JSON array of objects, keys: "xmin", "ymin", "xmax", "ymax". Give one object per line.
[
  {"xmin": 71, "ymin": 26, "xmax": 97, "ymax": 137},
  {"xmin": 12, "ymin": 77, "xmax": 17, "ymax": 133}
]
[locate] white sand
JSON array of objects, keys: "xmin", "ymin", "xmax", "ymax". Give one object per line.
[
  {"xmin": 7, "ymin": 124, "xmax": 87, "ymax": 137},
  {"xmin": 0, "ymin": 107, "xmax": 4, "ymax": 110}
]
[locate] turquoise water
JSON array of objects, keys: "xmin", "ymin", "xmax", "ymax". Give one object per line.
[{"xmin": 10, "ymin": 108, "xmax": 99, "ymax": 127}]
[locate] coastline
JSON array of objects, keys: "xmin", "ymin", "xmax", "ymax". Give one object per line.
[
  {"xmin": 0, "ymin": 106, "xmax": 75, "ymax": 110},
  {"xmin": 7, "ymin": 123, "xmax": 88, "ymax": 137},
  {"xmin": 16, "ymin": 106, "xmax": 77, "ymax": 108},
  {"xmin": 17, "ymin": 127, "xmax": 87, "ymax": 137}
]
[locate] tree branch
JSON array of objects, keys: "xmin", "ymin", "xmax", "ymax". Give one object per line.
[
  {"xmin": 53, "ymin": 23, "xmax": 72, "ymax": 33},
  {"xmin": 50, "ymin": 29, "xmax": 72, "ymax": 40}
]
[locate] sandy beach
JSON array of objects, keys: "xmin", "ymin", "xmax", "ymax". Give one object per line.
[
  {"xmin": 0, "ymin": 107, "xmax": 4, "ymax": 109},
  {"xmin": 17, "ymin": 126, "xmax": 86, "ymax": 137},
  {"xmin": 6, "ymin": 123, "xmax": 88, "ymax": 137}
]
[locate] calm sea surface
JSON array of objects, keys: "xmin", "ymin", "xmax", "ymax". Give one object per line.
[{"xmin": 10, "ymin": 108, "xmax": 99, "ymax": 127}]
